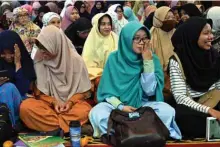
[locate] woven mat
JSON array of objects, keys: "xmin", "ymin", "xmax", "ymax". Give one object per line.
[{"xmin": 64, "ymin": 138, "xmax": 220, "ymax": 147}]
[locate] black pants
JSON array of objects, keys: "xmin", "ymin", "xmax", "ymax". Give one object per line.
[{"xmin": 175, "ymin": 104, "xmax": 210, "ymax": 139}]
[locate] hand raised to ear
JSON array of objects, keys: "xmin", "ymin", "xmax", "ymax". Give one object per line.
[
  {"xmin": 14, "ymin": 44, "xmax": 21, "ymax": 65},
  {"xmin": 142, "ymin": 42, "xmax": 152, "ymax": 60}
]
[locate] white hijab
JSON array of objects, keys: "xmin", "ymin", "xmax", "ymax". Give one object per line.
[{"xmin": 42, "ymin": 12, "xmax": 61, "ymax": 28}]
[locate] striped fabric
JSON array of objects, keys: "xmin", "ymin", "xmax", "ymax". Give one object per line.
[{"xmin": 169, "ymin": 59, "xmax": 220, "ymax": 113}]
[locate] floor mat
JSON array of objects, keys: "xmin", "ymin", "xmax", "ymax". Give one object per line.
[{"xmin": 63, "ymin": 139, "xmax": 220, "ymax": 147}]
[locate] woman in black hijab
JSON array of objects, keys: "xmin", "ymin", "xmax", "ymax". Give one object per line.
[
  {"xmin": 0, "ymin": 30, "xmax": 36, "ymax": 96},
  {"xmin": 65, "ymin": 17, "xmax": 92, "ymax": 55},
  {"xmin": 74, "ymin": 1, "xmax": 91, "ymax": 20},
  {"xmin": 33, "ymin": 6, "xmax": 50, "ymax": 28},
  {"xmin": 0, "ymin": 30, "xmax": 36, "ymax": 126},
  {"xmin": 169, "ymin": 17, "xmax": 220, "ymax": 138},
  {"xmin": 0, "ymin": 14, "xmax": 9, "ymax": 32},
  {"xmin": 143, "ymin": 12, "xmax": 154, "ymax": 30},
  {"xmin": 91, "ymin": 1, "xmax": 105, "ymax": 18},
  {"xmin": 179, "ymin": 3, "xmax": 201, "ymax": 22}
]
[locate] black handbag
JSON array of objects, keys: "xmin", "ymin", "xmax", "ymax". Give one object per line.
[
  {"xmin": 104, "ymin": 107, "xmax": 170, "ymax": 147},
  {"xmin": 0, "ymin": 103, "xmax": 16, "ymax": 145}
]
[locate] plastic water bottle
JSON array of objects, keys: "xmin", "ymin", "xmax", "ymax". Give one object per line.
[{"xmin": 69, "ymin": 121, "xmax": 81, "ymax": 147}]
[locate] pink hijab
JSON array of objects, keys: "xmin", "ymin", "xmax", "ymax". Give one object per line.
[
  {"xmin": 32, "ymin": 2, "xmax": 41, "ymax": 10},
  {"xmin": 61, "ymin": 6, "xmax": 77, "ymax": 31},
  {"xmin": 21, "ymin": 4, "xmax": 33, "ymax": 15}
]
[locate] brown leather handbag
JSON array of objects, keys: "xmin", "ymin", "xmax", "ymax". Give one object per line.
[{"xmin": 105, "ymin": 107, "xmax": 170, "ymax": 147}]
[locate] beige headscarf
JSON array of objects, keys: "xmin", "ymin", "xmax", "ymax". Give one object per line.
[
  {"xmin": 82, "ymin": 13, "xmax": 118, "ymax": 80},
  {"xmin": 35, "ymin": 25, "xmax": 91, "ymax": 102},
  {"xmin": 150, "ymin": 6, "xmax": 175, "ymax": 71}
]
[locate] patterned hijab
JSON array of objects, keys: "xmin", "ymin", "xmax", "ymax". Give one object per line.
[
  {"xmin": 10, "ymin": 7, "xmax": 41, "ymax": 53},
  {"xmin": 42, "ymin": 12, "xmax": 60, "ymax": 28}
]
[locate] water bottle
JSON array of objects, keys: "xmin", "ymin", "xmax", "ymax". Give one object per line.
[{"xmin": 69, "ymin": 121, "xmax": 81, "ymax": 147}]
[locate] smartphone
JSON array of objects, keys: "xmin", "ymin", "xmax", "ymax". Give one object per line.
[{"xmin": 0, "ymin": 70, "xmax": 9, "ymax": 78}]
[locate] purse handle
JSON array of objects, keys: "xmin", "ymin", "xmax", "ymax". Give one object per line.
[{"xmin": 107, "ymin": 117, "xmax": 113, "ymax": 137}]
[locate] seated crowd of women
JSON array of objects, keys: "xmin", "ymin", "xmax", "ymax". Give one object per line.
[{"xmin": 1, "ymin": 0, "xmax": 220, "ymax": 141}]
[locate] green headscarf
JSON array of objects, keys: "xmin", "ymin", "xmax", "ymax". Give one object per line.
[{"xmin": 97, "ymin": 21, "xmax": 164, "ymax": 108}]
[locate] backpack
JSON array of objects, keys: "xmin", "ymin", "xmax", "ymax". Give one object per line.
[{"xmin": 0, "ymin": 103, "xmax": 16, "ymax": 145}]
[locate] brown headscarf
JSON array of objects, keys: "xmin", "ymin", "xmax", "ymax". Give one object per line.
[
  {"xmin": 35, "ymin": 25, "xmax": 91, "ymax": 102},
  {"xmin": 150, "ymin": 6, "xmax": 175, "ymax": 71}
]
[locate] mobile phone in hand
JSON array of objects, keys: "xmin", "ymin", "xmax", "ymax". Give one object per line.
[{"xmin": 0, "ymin": 70, "xmax": 9, "ymax": 78}]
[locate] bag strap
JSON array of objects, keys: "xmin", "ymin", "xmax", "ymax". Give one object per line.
[
  {"xmin": 107, "ymin": 112, "xmax": 114, "ymax": 137},
  {"xmin": 173, "ymin": 53, "xmax": 186, "ymax": 80},
  {"xmin": 173, "ymin": 53, "xmax": 191, "ymax": 97}
]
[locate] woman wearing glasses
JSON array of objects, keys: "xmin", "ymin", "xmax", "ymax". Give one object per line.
[
  {"xmin": 9, "ymin": 7, "xmax": 41, "ymax": 54},
  {"xmin": 107, "ymin": 4, "xmax": 128, "ymax": 35},
  {"xmin": 89, "ymin": 21, "xmax": 182, "ymax": 140}
]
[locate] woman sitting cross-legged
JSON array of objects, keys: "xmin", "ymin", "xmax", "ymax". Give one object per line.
[
  {"xmin": 0, "ymin": 30, "xmax": 36, "ymax": 127},
  {"xmin": 20, "ymin": 25, "xmax": 92, "ymax": 133},
  {"xmin": 89, "ymin": 21, "xmax": 182, "ymax": 140},
  {"xmin": 169, "ymin": 17, "xmax": 220, "ymax": 138}
]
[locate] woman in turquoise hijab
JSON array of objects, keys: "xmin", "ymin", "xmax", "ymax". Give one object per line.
[
  {"xmin": 123, "ymin": 6, "xmax": 139, "ymax": 22},
  {"xmin": 89, "ymin": 21, "xmax": 182, "ymax": 140}
]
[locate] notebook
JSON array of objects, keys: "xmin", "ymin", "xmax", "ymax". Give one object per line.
[{"xmin": 18, "ymin": 134, "xmax": 66, "ymax": 147}]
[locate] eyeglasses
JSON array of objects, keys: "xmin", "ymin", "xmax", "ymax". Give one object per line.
[
  {"xmin": 116, "ymin": 10, "xmax": 123, "ymax": 13},
  {"xmin": 133, "ymin": 37, "xmax": 150, "ymax": 44}
]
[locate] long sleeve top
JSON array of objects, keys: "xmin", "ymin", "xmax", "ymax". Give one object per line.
[
  {"xmin": 105, "ymin": 59, "xmax": 157, "ymax": 110},
  {"xmin": 169, "ymin": 59, "xmax": 220, "ymax": 113},
  {"xmin": 13, "ymin": 68, "xmax": 30, "ymax": 98}
]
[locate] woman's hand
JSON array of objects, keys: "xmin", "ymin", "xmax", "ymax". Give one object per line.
[
  {"xmin": 122, "ymin": 106, "xmax": 137, "ymax": 113},
  {"xmin": 208, "ymin": 108, "xmax": 220, "ymax": 120},
  {"xmin": 142, "ymin": 42, "xmax": 152, "ymax": 60},
  {"xmin": 52, "ymin": 100, "xmax": 65, "ymax": 114},
  {"xmin": 14, "ymin": 44, "xmax": 21, "ymax": 71},
  {"xmin": 181, "ymin": 14, "xmax": 189, "ymax": 22},
  {"xmin": 0, "ymin": 77, "xmax": 9, "ymax": 85},
  {"xmin": 60, "ymin": 101, "xmax": 74, "ymax": 113},
  {"xmin": 14, "ymin": 44, "xmax": 21, "ymax": 64},
  {"xmin": 52, "ymin": 100, "xmax": 74, "ymax": 114},
  {"xmin": 24, "ymin": 40, "xmax": 32, "ymax": 52}
]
